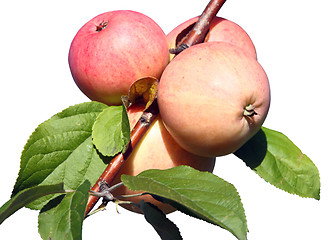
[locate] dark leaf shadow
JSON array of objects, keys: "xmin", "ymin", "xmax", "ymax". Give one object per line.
[
  {"xmin": 234, "ymin": 128, "xmax": 268, "ymax": 169},
  {"xmin": 135, "ymin": 200, "xmax": 183, "ymax": 240},
  {"xmin": 94, "ymin": 145, "xmax": 114, "ymax": 165},
  {"xmin": 39, "ymin": 194, "xmax": 65, "ymax": 213},
  {"xmin": 150, "ymin": 194, "xmax": 217, "ymax": 227}
]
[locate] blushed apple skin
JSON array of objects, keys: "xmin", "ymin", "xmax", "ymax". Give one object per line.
[
  {"xmin": 158, "ymin": 42, "xmax": 270, "ymax": 157},
  {"xmin": 69, "ymin": 10, "xmax": 169, "ymax": 106},
  {"xmin": 112, "ymin": 104, "xmax": 216, "ymax": 214},
  {"xmin": 167, "ymin": 16, "xmax": 257, "ymax": 60}
]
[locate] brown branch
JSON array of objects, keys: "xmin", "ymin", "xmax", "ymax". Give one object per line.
[
  {"xmin": 85, "ymin": 0, "xmax": 226, "ymax": 217},
  {"xmin": 85, "ymin": 101, "xmax": 158, "ymax": 216},
  {"xmin": 169, "ymin": 0, "xmax": 227, "ymax": 54}
]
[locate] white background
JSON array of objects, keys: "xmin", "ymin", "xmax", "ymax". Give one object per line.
[{"xmin": 0, "ymin": 0, "xmax": 329, "ymax": 239}]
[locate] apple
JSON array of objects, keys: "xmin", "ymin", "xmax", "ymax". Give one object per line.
[
  {"xmin": 167, "ymin": 16, "xmax": 257, "ymax": 60},
  {"xmin": 158, "ymin": 42, "xmax": 270, "ymax": 157},
  {"xmin": 111, "ymin": 104, "xmax": 216, "ymax": 214},
  {"xmin": 69, "ymin": 10, "xmax": 170, "ymax": 106}
]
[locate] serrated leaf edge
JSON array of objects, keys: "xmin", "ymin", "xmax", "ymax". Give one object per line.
[{"xmin": 122, "ymin": 166, "xmax": 248, "ymax": 240}]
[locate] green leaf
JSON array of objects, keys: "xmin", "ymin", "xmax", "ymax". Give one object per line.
[
  {"xmin": 121, "ymin": 166, "xmax": 247, "ymax": 240},
  {"xmin": 136, "ymin": 200, "xmax": 182, "ymax": 240},
  {"xmin": 12, "ymin": 102, "xmax": 109, "ymax": 209},
  {"xmin": 234, "ymin": 127, "xmax": 320, "ymax": 200},
  {"xmin": 92, "ymin": 104, "xmax": 130, "ymax": 157},
  {"xmin": 38, "ymin": 180, "xmax": 90, "ymax": 240},
  {"xmin": 0, "ymin": 183, "xmax": 67, "ymax": 225}
]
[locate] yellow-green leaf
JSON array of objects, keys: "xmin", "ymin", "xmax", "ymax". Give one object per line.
[{"xmin": 128, "ymin": 77, "xmax": 158, "ymax": 109}]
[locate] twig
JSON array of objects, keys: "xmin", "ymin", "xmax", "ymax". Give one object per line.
[
  {"xmin": 85, "ymin": 101, "xmax": 158, "ymax": 216},
  {"xmin": 84, "ymin": 0, "xmax": 226, "ymax": 217},
  {"xmin": 169, "ymin": 0, "xmax": 227, "ymax": 54}
]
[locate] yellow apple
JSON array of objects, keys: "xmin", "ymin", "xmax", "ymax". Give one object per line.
[{"xmin": 111, "ymin": 104, "xmax": 216, "ymax": 214}]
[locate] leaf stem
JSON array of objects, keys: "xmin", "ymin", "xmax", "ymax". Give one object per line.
[{"xmin": 116, "ymin": 192, "xmax": 145, "ymax": 198}]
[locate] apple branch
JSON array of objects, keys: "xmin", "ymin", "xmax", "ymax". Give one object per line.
[
  {"xmin": 85, "ymin": 0, "xmax": 226, "ymax": 217},
  {"xmin": 169, "ymin": 0, "xmax": 227, "ymax": 54},
  {"xmin": 85, "ymin": 100, "xmax": 159, "ymax": 216}
]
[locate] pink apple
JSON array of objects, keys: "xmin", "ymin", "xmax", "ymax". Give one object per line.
[
  {"xmin": 69, "ymin": 10, "xmax": 169, "ymax": 105},
  {"xmin": 167, "ymin": 16, "xmax": 257, "ymax": 60},
  {"xmin": 158, "ymin": 42, "xmax": 270, "ymax": 157}
]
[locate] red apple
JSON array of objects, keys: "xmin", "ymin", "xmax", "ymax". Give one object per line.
[
  {"xmin": 158, "ymin": 42, "xmax": 270, "ymax": 157},
  {"xmin": 112, "ymin": 104, "xmax": 216, "ymax": 214},
  {"xmin": 167, "ymin": 16, "xmax": 257, "ymax": 60},
  {"xmin": 69, "ymin": 10, "xmax": 169, "ymax": 105}
]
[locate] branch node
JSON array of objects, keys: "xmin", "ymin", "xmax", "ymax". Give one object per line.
[
  {"xmin": 89, "ymin": 180, "xmax": 115, "ymax": 203},
  {"xmin": 169, "ymin": 43, "xmax": 190, "ymax": 55},
  {"xmin": 140, "ymin": 112, "xmax": 154, "ymax": 126}
]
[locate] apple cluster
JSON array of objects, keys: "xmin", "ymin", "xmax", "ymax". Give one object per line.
[{"xmin": 69, "ymin": 10, "xmax": 270, "ymax": 213}]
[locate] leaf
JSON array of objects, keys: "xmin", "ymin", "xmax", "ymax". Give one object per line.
[
  {"xmin": 38, "ymin": 180, "xmax": 90, "ymax": 240},
  {"xmin": 128, "ymin": 77, "xmax": 158, "ymax": 109},
  {"xmin": 12, "ymin": 102, "xmax": 109, "ymax": 209},
  {"xmin": 234, "ymin": 127, "xmax": 320, "ymax": 200},
  {"xmin": 0, "ymin": 183, "xmax": 67, "ymax": 225},
  {"xmin": 136, "ymin": 200, "xmax": 182, "ymax": 240},
  {"xmin": 121, "ymin": 166, "xmax": 248, "ymax": 240},
  {"xmin": 92, "ymin": 103, "xmax": 130, "ymax": 157}
]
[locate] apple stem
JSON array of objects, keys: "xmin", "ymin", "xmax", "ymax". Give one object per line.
[
  {"xmin": 169, "ymin": 0, "xmax": 227, "ymax": 54},
  {"xmin": 85, "ymin": 0, "xmax": 227, "ymax": 217}
]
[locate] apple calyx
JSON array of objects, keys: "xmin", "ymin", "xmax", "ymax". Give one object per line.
[
  {"xmin": 96, "ymin": 20, "xmax": 108, "ymax": 32},
  {"xmin": 243, "ymin": 104, "xmax": 257, "ymax": 117}
]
